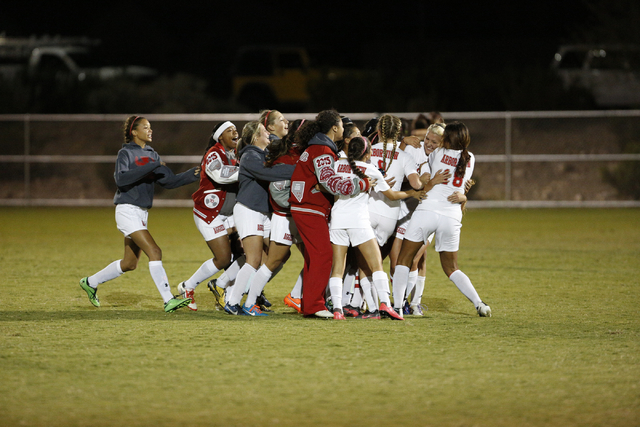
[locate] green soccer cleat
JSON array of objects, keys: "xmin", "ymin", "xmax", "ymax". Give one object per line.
[
  {"xmin": 164, "ymin": 296, "xmax": 191, "ymax": 313},
  {"xmin": 79, "ymin": 277, "xmax": 100, "ymax": 307}
]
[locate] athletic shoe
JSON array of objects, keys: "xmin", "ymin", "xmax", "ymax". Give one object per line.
[
  {"xmin": 242, "ymin": 304, "xmax": 268, "ymax": 316},
  {"xmin": 207, "ymin": 279, "xmax": 225, "ymax": 309},
  {"xmin": 403, "ymin": 300, "xmax": 411, "ymax": 315},
  {"xmin": 256, "ymin": 291, "xmax": 272, "ymax": 308},
  {"xmin": 177, "ymin": 282, "xmax": 197, "ymax": 311},
  {"xmin": 477, "ymin": 301, "xmax": 492, "ymax": 317},
  {"xmin": 79, "ymin": 277, "xmax": 100, "ymax": 307},
  {"xmin": 333, "ymin": 309, "xmax": 345, "ymax": 320},
  {"xmin": 325, "ymin": 296, "xmax": 333, "ymax": 312},
  {"xmin": 343, "ymin": 305, "xmax": 361, "ymax": 317},
  {"xmin": 410, "ymin": 304, "xmax": 425, "ymax": 316},
  {"xmin": 303, "ymin": 310, "xmax": 333, "ymax": 319},
  {"xmin": 355, "ymin": 310, "xmax": 381, "ymax": 320},
  {"xmin": 164, "ymin": 296, "xmax": 191, "ymax": 313},
  {"xmin": 224, "ymin": 303, "xmax": 243, "ymax": 315},
  {"xmin": 284, "ymin": 293, "xmax": 302, "ymax": 313},
  {"xmin": 379, "ymin": 302, "xmax": 404, "ymax": 320}
]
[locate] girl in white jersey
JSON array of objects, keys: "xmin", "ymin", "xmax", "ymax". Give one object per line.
[
  {"xmin": 392, "ymin": 122, "xmax": 491, "ymax": 317},
  {"xmin": 328, "ymin": 136, "xmax": 427, "ymax": 320},
  {"xmin": 368, "ymin": 114, "xmax": 423, "ymax": 251}
]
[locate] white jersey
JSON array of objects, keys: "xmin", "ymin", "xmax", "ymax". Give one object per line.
[
  {"xmin": 400, "ymin": 141, "xmax": 429, "ymax": 218},
  {"xmin": 368, "ymin": 141, "xmax": 419, "ymax": 219},
  {"xmin": 417, "ymin": 147, "xmax": 475, "ymax": 222},
  {"xmin": 331, "ymin": 159, "xmax": 389, "ymax": 229}
]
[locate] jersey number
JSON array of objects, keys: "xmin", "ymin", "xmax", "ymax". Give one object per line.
[{"xmin": 452, "ymin": 175, "xmax": 463, "ymax": 187}]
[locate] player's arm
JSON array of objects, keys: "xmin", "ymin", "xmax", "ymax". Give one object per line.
[{"xmin": 205, "ymin": 152, "xmax": 239, "ymax": 184}]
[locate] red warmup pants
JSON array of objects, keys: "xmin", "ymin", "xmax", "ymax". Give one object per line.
[{"xmin": 291, "ymin": 210, "xmax": 332, "ymax": 315}]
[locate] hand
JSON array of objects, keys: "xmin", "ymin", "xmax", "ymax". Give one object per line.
[
  {"xmin": 385, "ymin": 176, "xmax": 396, "ymax": 187},
  {"xmin": 161, "ymin": 161, "xmax": 167, "ymax": 166},
  {"xmin": 368, "ymin": 177, "xmax": 377, "ymax": 190},
  {"xmin": 194, "ymin": 167, "xmax": 201, "ymax": 176},
  {"xmin": 464, "ymin": 178, "xmax": 475, "ymax": 193},
  {"xmin": 413, "ymin": 188, "xmax": 428, "ymax": 200},
  {"xmin": 448, "ymin": 191, "xmax": 467, "ymax": 204},
  {"xmin": 402, "ymin": 135, "xmax": 422, "ymax": 149},
  {"xmin": 430, "ymin": 169, "xmax": 451, "ymax": 185}
]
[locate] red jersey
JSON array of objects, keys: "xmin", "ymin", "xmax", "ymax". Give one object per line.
[
  {"xmin": 289, "ymin": 135, "xmax": 369, "ymax": 218},
  {"xmin": 192, "ymin": 143, "xmax": 238, "ymax": 224}
]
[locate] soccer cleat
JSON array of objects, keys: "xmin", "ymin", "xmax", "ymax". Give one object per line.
[
  {"xmin": 224, "ymin": 303, "xmax": 245, "ymax": 315},
  {"xmin": 342, "ymin": 305, "xmax": 361, "ymax": 317},
  {"xmin": 403, "ymin": 300, "xmax": 411, "ymax": 315},
  {"xmin": 410, "ymin": 304, "xmax": 425, "ymax": 316},
  {"xmin": 303, "ymin": 310, "xmax": 333, "ymax": 319},
  {"xmin": 356, "ymin": 310, "xmax": 381, "ymax": 320},
  {"xmin": 284, "ymin": 293, "xmax": 302, "ymax": 313},
  {"xmin": 477, "ymin": 301, "xmax": 492, "ymax": 317},
  {"xmin": 177, "ymin": 282, "xmax": 197, "ymax": 311},
  {"xmin": 256, "ymin": 291, "xmax": 272, "ymax": 308},
  {"xmin": 207, "ymin": 279, "xmax": 225, "ymax": 309},
  {"xmin": 79, "ymin": 277, "xmax": 100, "ymax": 307},
  {"xmin": 242, "ymin": 304, "xmax": 268, "ymax": 316},
  {"xmin": 333, "ymin": 309, "xmax": 345, "ymax": 320},
  {"xmin": 379, "ymin": 302, "xmax": 404, "ymax": 320},
  {"xmin": 164, "ymin": 296, "xmax": 191, "ymax": 313}
]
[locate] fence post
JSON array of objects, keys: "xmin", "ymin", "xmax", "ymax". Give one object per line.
[
  {"xmin": 24, "ymin": 114, "xmax": 31, "ymax": 201},
  {"xmin": 505, "ymin": 113, "xmax": 512, "ymax": 200}
]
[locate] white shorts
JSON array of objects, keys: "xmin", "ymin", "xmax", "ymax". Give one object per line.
[
  {"xmin": 270, "ymin": 213, "xmax": 300, "ymax": 246},
  {"xmin": 194, "ymin": 213, "xmax": 232, "ymax": 242},
  {"xmin": 115, "ymin": 204, "xmax": 148, "ymax": 238},
  {"xmin": 369, "ymin": 211, "xmax": 398, "ymax": 246},
  {"xmin": 233, "ymin": 203, "xmax": 271, "ymax": 240},
  {"xmin": 396, "ymin": 220, "xmax": 434, "ymax": 245},
  {"xmin": 404, "ymin": 210, "xmax": 461, "ymax": 252},
  {"xmin": 330, "ymin": 227, "xmax": 376, "ymax": 247}
]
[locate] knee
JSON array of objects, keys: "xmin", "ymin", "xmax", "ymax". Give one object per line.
[
  {"xmin": 148, "ymin": 246, "xmax": 162, "ymax": 261},
  {"xmin": 120, "ymin": 260, "xmax": 138, "ymax": 272},
  {"xmin": 214, "ymin": 250, "xmax": 232, "ymax": 270}
]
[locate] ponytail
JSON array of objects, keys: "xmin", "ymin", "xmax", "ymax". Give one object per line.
[
  {"xmin": 346, "ymin": 136, "xmax": 370, "ymax": 181},
  {"xmin": 442, "ymin": 122, "xmax": 471, "ymax": 178}
]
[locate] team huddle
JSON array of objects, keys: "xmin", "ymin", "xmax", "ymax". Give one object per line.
[{"xmin": 79, "ymin": 110, "xmax": 491, "ymax": 320}]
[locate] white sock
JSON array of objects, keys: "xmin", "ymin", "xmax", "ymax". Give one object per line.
[
  {"xmin": 392, "ymin": 265, "xmax": 410, "ymax": 309},
  {"xmin": 411, "ymin": 276, "xmax": 426, "ymax": 306},
  {"xmin": 328, "ymin": 277, "xmax": 343, "ymax": 311},
  {"xmin": 245, "ymin": 265, "xmax": 273, "ymax": 308},
  {"xmin": 372, "ymin": 270, "xmax": 391, "ymax": 305},
  {"xmin": 405, "ymin": 269, "xmax": 418, "ymax": 299},
  {"xmin": 351, "ymin": 283, "xmax": 364, "ymax": 310},
  {"xmin": 449, "ymin": 270, "xmax": 482, "ymax": 307},
  {"xmin": 228, "ymin": 264, "xmax": 256, "ymax": 306},
  {"xmin": 148, "ymin": 260, "xmax": 173, "ymax": 303},
  {"xmin": 217, "ymin": 255, "xmax": 245, "ymax": 289},
  {"xmin": 342, "ymin": 264, "xmax": 357, "ymax": 307},
  {"xmin": 185, "ymin": 258, "xmax": 219, "ymax": 290},
  {"xmin": 290, "ymin": 270, "xmax": 303, "ymax": 299},
  {"xmin": 358, "ymin": 276, "xmax": 377, "ymax": 312},
  {"xmin": 88, "ymin": 260, "xmax": 123, "ymax": 288}
]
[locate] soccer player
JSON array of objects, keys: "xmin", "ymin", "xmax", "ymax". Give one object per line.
[{"xmin": 79, "ymin": 116, "xmax": 199, "ymax": 312}]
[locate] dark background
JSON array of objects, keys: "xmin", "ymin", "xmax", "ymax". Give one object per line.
[{"xmin": 1, "ymin": 0, "xmax": 636, "ymax": 112}]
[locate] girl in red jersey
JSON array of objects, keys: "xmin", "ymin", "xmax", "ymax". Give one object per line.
[
  {"xmin": 289, "ymin": 110, "xmax": 372, "ymax": 318},
  {"xmin": 177, "ymin": 121, "xmax": 240, "ymax": 311}
]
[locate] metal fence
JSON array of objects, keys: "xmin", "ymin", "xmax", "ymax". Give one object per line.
[{"xmin": 1, "ymin": 111, "xmax": 639, "ymax": 208}]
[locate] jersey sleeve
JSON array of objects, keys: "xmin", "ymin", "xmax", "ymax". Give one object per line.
[
  {"xmin": 313, "ymin": 153, "xmax": 368, "ymax": 196},
  {"xmin": 113, "ymin": 150, "xmax": 161, "ymax": 187},
  {"xmin": 402, "ymin": 151, "xmax": 419, "ymax": 179},
  {"xmin": 367, "ymin": 165, "xmax": 390, "ymax": 192},
  {"xmin": 204, "ymin": 151, "xmax": 239, "ymax": 184}
]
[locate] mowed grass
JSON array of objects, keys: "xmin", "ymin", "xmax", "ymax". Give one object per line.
[{"xmin": 0, "ymin": 207, "xmax": 638, "ymax": 427}]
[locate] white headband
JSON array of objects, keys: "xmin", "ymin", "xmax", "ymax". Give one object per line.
[{"xmin": 212, "ymin": 121, "xmax": 234, "ymax": 142}]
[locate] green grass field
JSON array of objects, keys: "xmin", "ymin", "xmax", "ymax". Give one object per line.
[{"xmin": 0, "ymin": 207, "xmax": 638, "ymax": 427}]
